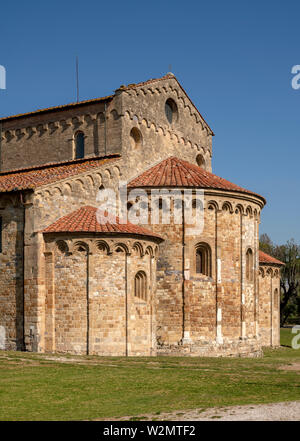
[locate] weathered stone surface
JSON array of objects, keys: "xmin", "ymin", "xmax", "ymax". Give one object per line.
[{"xmin": 0, "ymin": 74, "xmax": 281, "ymax": 357}]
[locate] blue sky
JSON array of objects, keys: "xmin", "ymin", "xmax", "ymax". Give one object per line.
[{"xmin": 0, "ymin": 0, "xmax": 299, "ymax": 245}]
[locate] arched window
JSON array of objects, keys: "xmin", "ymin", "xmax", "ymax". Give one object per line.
[
  {"xmin": 165, "ymin": 98, "xmax": 178, "ymax": 124},
  {"xmin": 134, "ymin": 271, "xmax": 147, "ymax": 301},
  {"xmin": 246, "ymin": 248, "xmax": 253, "ymax": 281},
  {"xmin": 75, "ymin": 132, "xmax": 85, "ymax": 159},
  {"xmin": 130, "ymin": 127, "xmax": 142, "ymax": 149},
  {"xmin": 196, "ymin": 154, "xmax": 205, "ymax": 168},
  {"xmin": 195, "ymin": 243, "xmax": 212, "ymax": 276},
  {"xmin": 274, "ymin": 288, "xmax": 279, "ymax": 309}
]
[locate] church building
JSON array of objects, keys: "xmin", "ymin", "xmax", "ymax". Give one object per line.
[{"xmin": 0, "ymin": 74, "xmax": 283, "ymax": 357}]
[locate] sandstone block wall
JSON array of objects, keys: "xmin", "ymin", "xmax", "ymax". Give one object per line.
[
  {"xmin": 0, "ymin": 99, "xmax": 123, "ymax": 171},
  {"xmin": 136, "ymin": 190, "xmax": 263, "ymax": 354},
  {"xmin": 119, "ymin": 75, "xmax": 213, "ymax": 184},
  {"xmin": 258, "ymin": 265, "xmax": 280, "ymax": 346},
  {"xmin": 42, "ymin": 235, "xmax": 158, "ymax": 356},
  {"xmin": 0, "ymin": 196, "xmax": 24, "ymax": 350}
]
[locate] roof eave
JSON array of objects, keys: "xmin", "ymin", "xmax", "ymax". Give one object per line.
[
  {"xmin": 42, "ymin": 230, "xmax": 163, "ymax": 242},
  {"xmin": 0, "ymin": 95, "xmax": 113, "ymax": 123},
  {"xmin": 127, "ymin": 185, "xmax": 266, "ymax": 207}
]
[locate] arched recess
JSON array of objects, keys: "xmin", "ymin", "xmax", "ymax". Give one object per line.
[
  {"xmin": 96, "ymin": 240, "xmax": 110, "ymax": 255},
  {"xmin": 73, "ymin": 240, "xmax": 89, "ymax": 254},
  {"xmin": 246, "ymin": 248, "xmax": 254, "ymax": 281},
  {"xmin": 74, "ymin": 131, "xmax": 85, "ymax": 159},
  {"xmin": 145, "ymin": 245, "xmax": 154, "ymax": 258},
  {"xmin": 195, "ymin": 242, "xmax": 212, "ymax": 276},
  {"xmin": 235, "ymin": 204, "xmax": 244, "ymax": 215},
  {"xmin": 55, "ymin": 240, "xmax": 69, "ymax": 255},
  {"xmin": 134, "ymin": 271, "xmax": 147, "ymax": 301},
  {"xmin": 132, "ymin": 242, "xmax": 144, "ymax": 257},
  {"xmin": 222, "ymin": 201, "xmax": 233, "ymax": 213},
  {"xmin": 274, "ymin": 288, "xmax": 279, "ymax": 309},
  {"xmin": 113, "ymin": 242, "xmax": 130, "ymax": 255},
  {"xmin": 130, "ymin": 127, "xmax": 142, "ymax": 149},
  {"xmin": 196, "ymin": 153, "xmax": 206, "ymax": 168},
  {"xmin": 207, "ymin": 200, "xmax": 219, "ymax": 211},
  {"xmin": 246, "ymin": 206, "xmax": 253, "ymax": 217}
]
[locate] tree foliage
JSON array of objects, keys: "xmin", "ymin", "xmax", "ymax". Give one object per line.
[{"xmin": 259, "ymin": 234, "xmax": 300, "ymax": 325}]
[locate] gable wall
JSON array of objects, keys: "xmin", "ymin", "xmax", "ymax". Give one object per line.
[{"xmin": 118, "ymin": 76, "xmax": 213, "ymax": 183}]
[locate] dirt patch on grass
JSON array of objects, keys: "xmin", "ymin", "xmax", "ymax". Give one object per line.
[
  {"xmin": 98, "ymin": 401, "xmax": 300, "ymax": 421},
  {"xmin": 278, "ymin": 363, "xmax": 300, "ymax": 371}
]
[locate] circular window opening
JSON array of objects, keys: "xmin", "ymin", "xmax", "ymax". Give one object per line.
[
  {"xmin": 130, "ymin": 127, "xmax": 142, "ymax": 149},
  {"xmin": 165, "ymin": 98, "xmax": 178, "ymax": 124},
  {"xmin": 196, "ymin": 154, "xmax": 205, "ymax": 168}
]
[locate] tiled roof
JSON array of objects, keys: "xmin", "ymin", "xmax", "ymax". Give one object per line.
[
  {"xmin": 0, "ymin": 95, "xmax": 113, "ymax": 122},
  {"xmin": 0, "ymin": 74, "xmax": 213, "ymax": 133},
  {"xmin": 259, "ymin": 250, "xmax": 284, "ymax": 266},
  {"xmin": 0, "ymin": 76, "xmax": 172, "ymax": 122},
  {"xmin": 43, "ymin": 205, "xmax": 163, "ymax": 240},
  {"xmin": 128, "ymin": 156, "xmax": 266, "ymax": 204},
  {"xmin": 0, "ymin": 155, "xmax": 119, "ymax": 193},
  {"xmin": 118, "ymin": 74, "xmax": 175, "ymax": 91}
]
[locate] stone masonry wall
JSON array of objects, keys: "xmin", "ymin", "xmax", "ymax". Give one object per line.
[
  {"xmin": 0, "ymin": 99, "xmax": 123, "ymax": 172},
  {"xmin": 0, "ymin": 195, "xmax": 24, "ymax": 350},
  {"xmin": 258, "ymin": 265, "xmax": 281, "ymax": 347},
  {"xmin": 118, "ymin": 75, "xmax": 213, "ymax": 185},
  {"xmin": 134, "ymin": 189, "xmax": 263, "ymax": 356},
  {"xmin": 43, "ymin": 235, "xmax": 158, "ymax": 356}
]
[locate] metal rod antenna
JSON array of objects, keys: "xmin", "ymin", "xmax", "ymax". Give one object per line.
[{"xmin": 76, "ymin": 56, "xmax": 79, "ymax": 103}]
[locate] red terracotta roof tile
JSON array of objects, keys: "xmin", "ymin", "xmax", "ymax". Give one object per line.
[
  {"xmin": 0, "ymin": 155, "xmax": 119, "ymax": 193},
  {"xmin": 128, "ymin": 156, "xmax": 266, "ymax": 204},
  {"xmin": 0, "ymin": 76, "xmax": 172, "ymax": 122},
  {"xmin": 43, "ymin": 206, "xmax": 163, "ymax": 240},
  {"xmin": 0, "ymin": 95, "xmax": 113, "ymax": 122},
  {"xmin": 259, "ymin": 250, "xmax": 284, "ymax": 266}
]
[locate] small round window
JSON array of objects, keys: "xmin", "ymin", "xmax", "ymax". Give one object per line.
[{"xmin": 165, "ymin": 98, "xmax": 178, "ymax": 124}]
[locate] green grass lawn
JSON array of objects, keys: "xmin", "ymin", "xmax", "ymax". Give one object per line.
[{"xmin": 0, "ymin": 328, "xmax": 299, "ymax": 420}]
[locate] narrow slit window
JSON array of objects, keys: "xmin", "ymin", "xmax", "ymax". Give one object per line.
[
  {"xmin": 75, "ymin": 132, "xmax": 85, "ymax": 159},
  {"xmin": 246, "ymin": 248, "xmax": 253, "ymax": 281},
  {"xmin": 134, "ymin": 271, "xmax": 147, "ymax": 301}
]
